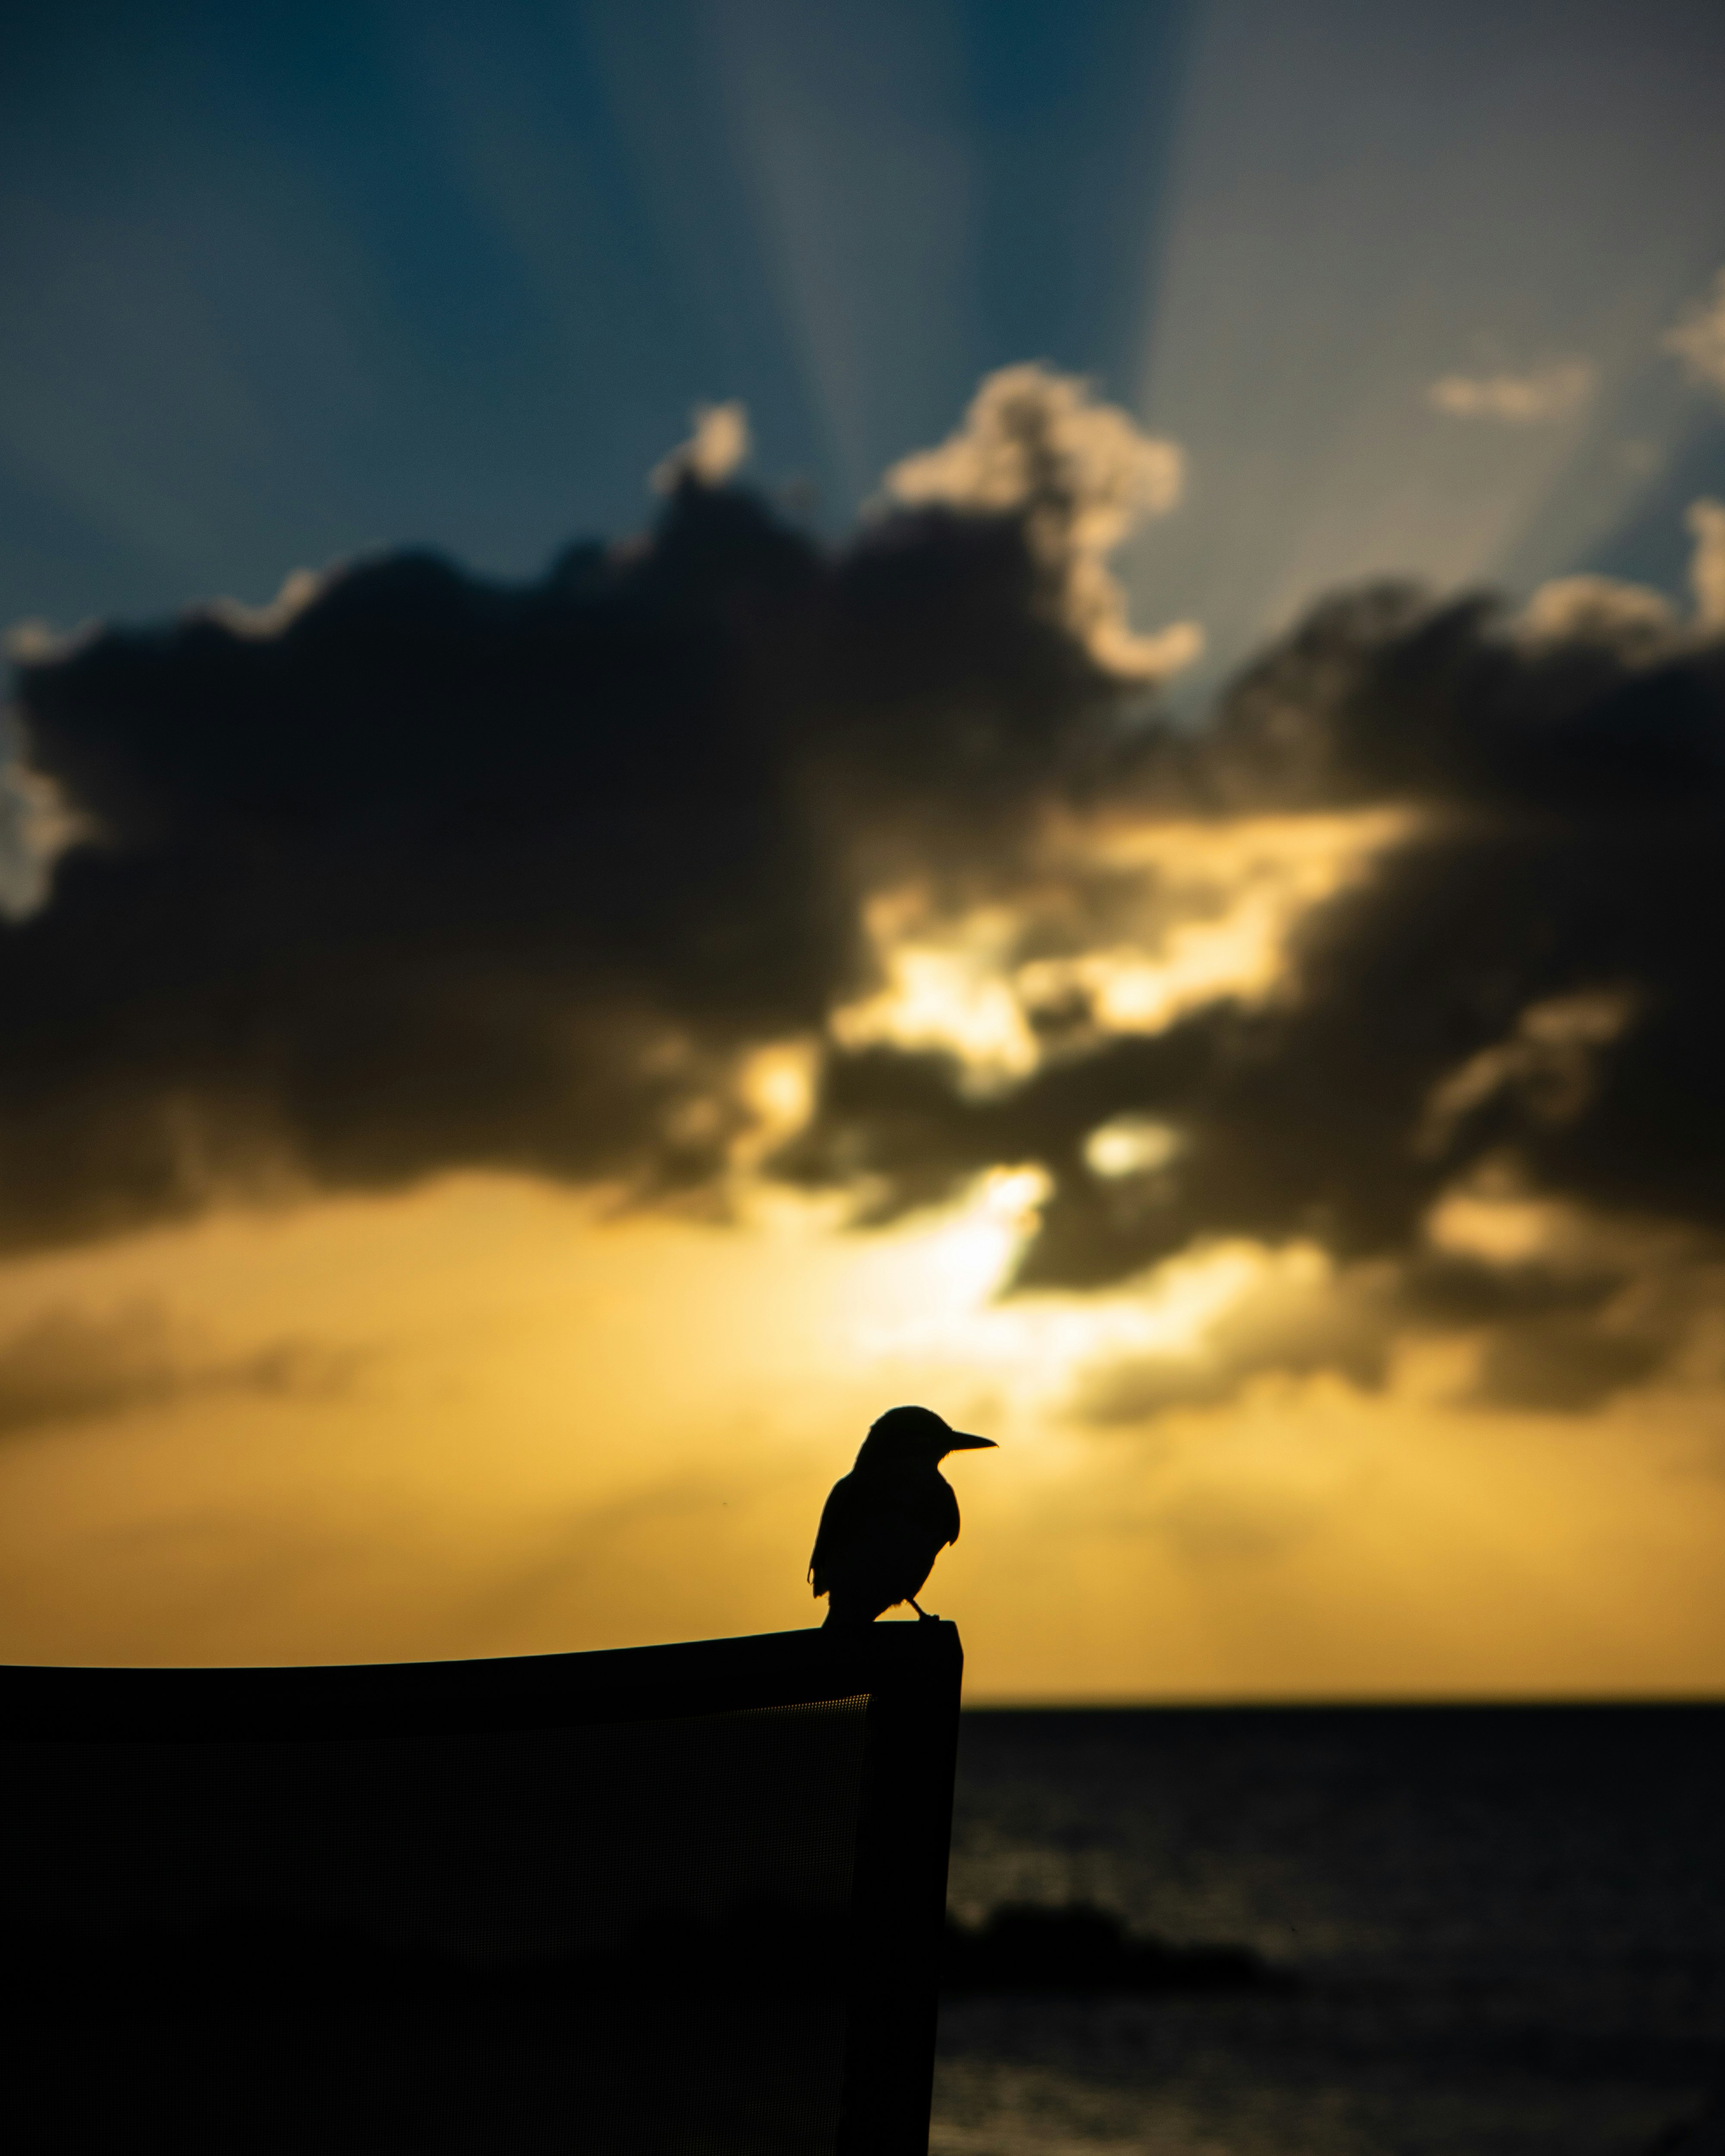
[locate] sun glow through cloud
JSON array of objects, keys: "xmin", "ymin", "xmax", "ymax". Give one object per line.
[
  {"xmin": 831, "ymin": 809, "xmax": 1416, "ymax": 1087},
  {"xmin": 842, "ymin": 1167, "xmax": 1280, "ymax": 1398}
]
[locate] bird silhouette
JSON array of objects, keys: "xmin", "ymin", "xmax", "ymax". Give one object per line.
[{"xmin": 809, "ymin": 1404, "xmax": 996, "ymax": 1626}]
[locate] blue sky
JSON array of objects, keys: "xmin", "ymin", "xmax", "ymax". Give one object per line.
[{"xmin": 3, "ymin": 0, "xmax": 1723, "ymax": 690}]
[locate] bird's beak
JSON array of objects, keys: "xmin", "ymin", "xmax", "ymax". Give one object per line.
[{"xmin": 946, "ymin": 1432, "xmax": 997, "ymax": 1450}]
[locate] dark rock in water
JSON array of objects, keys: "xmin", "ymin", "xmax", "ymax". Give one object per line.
[
  {"xmin": 941, "ymin": 1901, "xmax": 1297, "ymax": 1996},
  {"xmin": 1646, "ymin": 2089, "xmax": 1725, "ymax": 2155}
]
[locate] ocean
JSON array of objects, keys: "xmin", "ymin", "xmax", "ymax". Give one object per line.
[{"xmin": 934, "ymin": 1706, "xmax": 1725, "ymax": 2156}]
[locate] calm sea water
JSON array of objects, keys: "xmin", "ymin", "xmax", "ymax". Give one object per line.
[{"xmin": 935, "ymin": 1707, "xmax": 1725, "ymax": 2156}]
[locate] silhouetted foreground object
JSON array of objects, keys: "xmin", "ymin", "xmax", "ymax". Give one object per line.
[
  {"xmin": 941, "ymin": 1902, "xmax": 1297, "ymax": 1996},
  {"xmin": 0, "ymin": 1625, "xmax": 964, "ymax": 2154},
  {"xmin": 811, "ymin": 1405, "xmax": 996, "ymax": 1626}
]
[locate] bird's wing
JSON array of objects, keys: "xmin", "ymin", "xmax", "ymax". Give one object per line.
[
  {"xmin": 809, "ymin": 1473, "xmax": 863, "ymax": 1593},
  {"xmin": 936, "ymin": 1476, "xmax": 961, "ymax": 1551}
]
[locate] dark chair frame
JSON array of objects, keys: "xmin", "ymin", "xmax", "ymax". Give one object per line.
[{"xmin": 0, "ymin": 1620, "xmax": 965, "ymax": 2156}]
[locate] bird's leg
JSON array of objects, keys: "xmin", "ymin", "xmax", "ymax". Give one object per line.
[{"xmin": 908, "ymin": 1597, "xmax": 938, "ymax": 1623}]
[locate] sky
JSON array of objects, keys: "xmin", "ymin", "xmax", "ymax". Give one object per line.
[{"xmin": 2, "ymin": 0, "xmax": 1724, "ymax": 1696}]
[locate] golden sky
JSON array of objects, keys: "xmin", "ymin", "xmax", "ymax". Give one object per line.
[{"xmin": 0, "ymin": 1143, "xmax": 1720, "ymax": 1696}]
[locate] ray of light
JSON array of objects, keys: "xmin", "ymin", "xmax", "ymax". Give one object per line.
[
  {"xmin": 1128, "ymin": 0, "xmax": 1725, "ymax": 694},
  {"xmin": 695, "ymin": 0, "xmax": 978, "ymax": 511}
]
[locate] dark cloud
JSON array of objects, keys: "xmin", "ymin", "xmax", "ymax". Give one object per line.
[
  {"xmin": 3, "ymin": 469, "xmax": 1132, "ymax": 1250},
  {"xmin": 0, "ymin": 1305, "xmax": 355, "ymax": 1437},
  {"xmin": 1073, "ymin": 1249, "xmax": 1675, "ymax": 1423},
  {"xmin": 9, "ymin": 374, "xmax": 1725, "ymax": 1422},
  {"xmin": 801, "ymin": 586, "xmax": 1725, "ymax": 1216},
  {"xmin": 787, "ymin": 571, "xmax": 1725, "ymax": 1412}
]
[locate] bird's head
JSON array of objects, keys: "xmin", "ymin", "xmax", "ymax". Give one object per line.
[{"xmin": 856, "ymin": 1404, "xmax": 997, "ymax": 1471}]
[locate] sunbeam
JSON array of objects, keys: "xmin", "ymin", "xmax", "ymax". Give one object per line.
[{"xmin": 1129, "ymin": 0, "xmax": 1725, "ymax": 693}]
